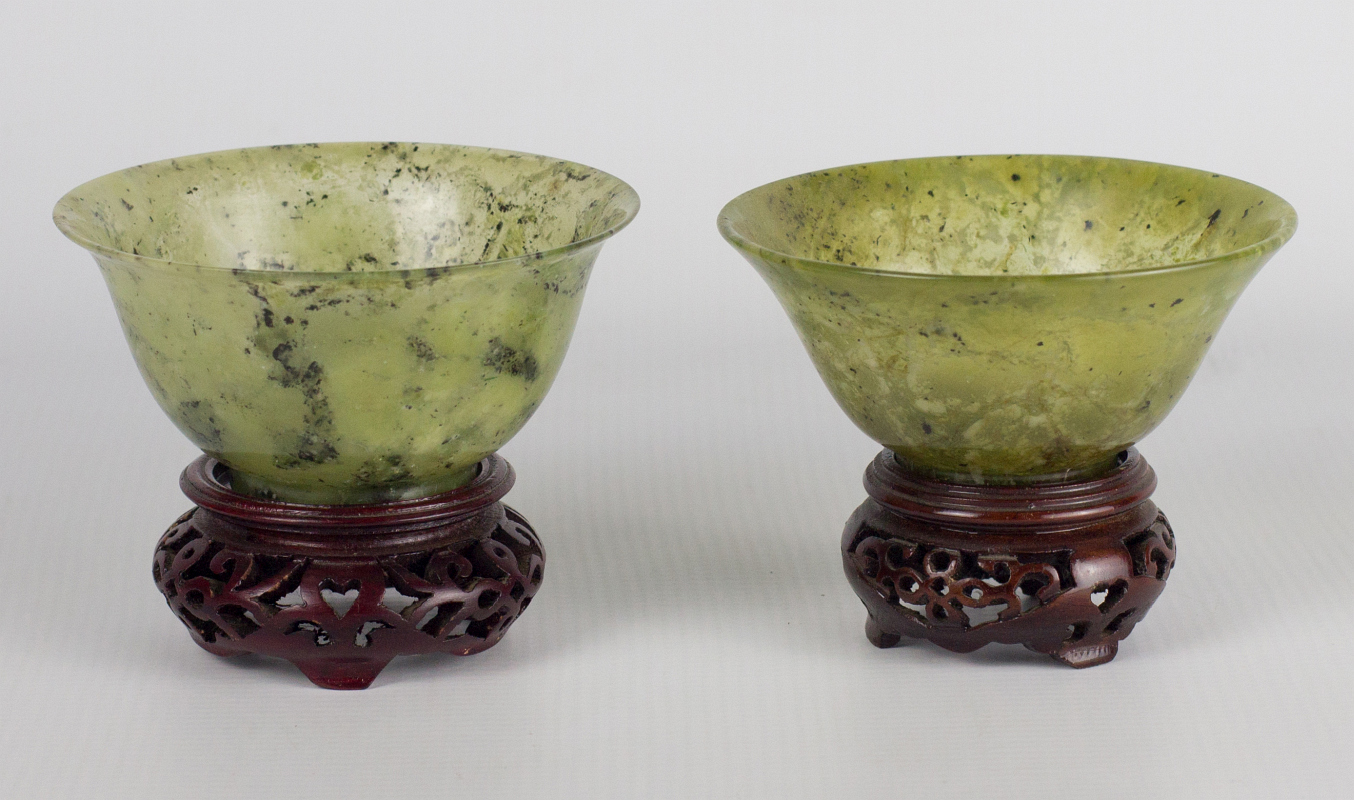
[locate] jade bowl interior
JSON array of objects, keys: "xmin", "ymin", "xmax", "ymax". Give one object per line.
[
  {"xmin": 55, "ymin": 142, "xmax": 639, "ymax": 504},
  {"xmin": 720, "ymin": 155, "xmax": 1296, "ymax": 484}
]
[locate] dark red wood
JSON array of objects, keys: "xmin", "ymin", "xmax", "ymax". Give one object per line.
[
  {"xmin": 153, "ymin": 454, "xmax": 543, "ymax": 689},
  {"xmin": 843, "ymin": 449, "xmax": 1175, "ymax": 667}
]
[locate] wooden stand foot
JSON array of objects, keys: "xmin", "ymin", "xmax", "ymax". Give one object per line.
[
  {"xmin": 153, "ymin": 454, "xmax": 543, "ymax": 689},
  {"xmin": 843, "ymin": 449, "xmax": 1174, "ymax": 668}
]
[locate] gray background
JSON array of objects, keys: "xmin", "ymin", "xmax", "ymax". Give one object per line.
[{"xmin": 1, "ymin": 2, "xmax": 1349, "ymax": 797}]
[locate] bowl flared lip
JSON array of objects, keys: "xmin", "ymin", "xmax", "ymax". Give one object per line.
[
  {"xmin": 53, "ymin": 141, "xmax": 641, "ymax": 277},
  {"xmin": 717, "ymin": 153, "xmax": 1298, "ymax": 280}
]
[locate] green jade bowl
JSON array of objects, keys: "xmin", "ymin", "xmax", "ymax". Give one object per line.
[
  {"xmin": 56, "ymin": 143, "xmax": 639, "ymax": 504},
  {"xmin": 720, "ymin": 155, "xmax": 1296, "ymax": 484}
]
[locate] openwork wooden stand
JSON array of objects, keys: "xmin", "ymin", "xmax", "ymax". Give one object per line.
[
  {"xmin": 153, "ymin": 454, "xmax": 543, "ymax": 689},
  {"xmin": 842, "ymin": 448, "xmax": 1174, "ymax": 667}
]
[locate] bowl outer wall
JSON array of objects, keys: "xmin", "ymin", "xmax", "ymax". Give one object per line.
[
  {"xmin": 742, "ymin": 252, "xmax": 1275, "ymax": 482},
  {"xmin": 94, "ymin": 246, "xmax": 603, "ymax": 504}
]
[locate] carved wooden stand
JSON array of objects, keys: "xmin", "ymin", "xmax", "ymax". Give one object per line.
[
  {"xmin": 153, "ymin": 454, "xmax": 543, "ymax": 689},
  {"xmin": 842, "ymin": 448, "xmax": 1174, "ymax": 667}
]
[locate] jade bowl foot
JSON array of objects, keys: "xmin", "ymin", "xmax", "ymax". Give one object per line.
[
  {"xmin": 153, "ymin": 454, "xmax": 542, "ymax": 689},
  {"xmin": 842, "ymin": 449, "xmax": 1175, "ymax": 667}
]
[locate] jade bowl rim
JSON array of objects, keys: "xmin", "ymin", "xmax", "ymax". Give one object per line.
[
  {"xmin": 717, "ymin": 153, "xmax": 1297, "ymax": 281},
  {"xmin": 53, "ymin": 141, "xmax": 642, "ymax": 278}
]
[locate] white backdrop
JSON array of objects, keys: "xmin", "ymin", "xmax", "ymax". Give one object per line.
[{"xmin": 1, "ymin": 2, "xmax": 1350, "ymax": 797}]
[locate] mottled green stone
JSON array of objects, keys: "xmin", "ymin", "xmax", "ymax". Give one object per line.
[
  {"xmin": 720, "ymin": 155, "xmax": 1296, "ymax": 484},
  {"xmin": 56, "ymin": 143, "xmax": 638, "ymax": 503}
]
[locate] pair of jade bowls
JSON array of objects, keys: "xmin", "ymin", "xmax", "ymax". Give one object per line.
[
  {"xmin": 54, "ymin": 144, "xmax": 1296, "ymax": 683},
  {"xmin": 56, "ymin": 143, "xmax": 1296, "ymax": 501}
]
